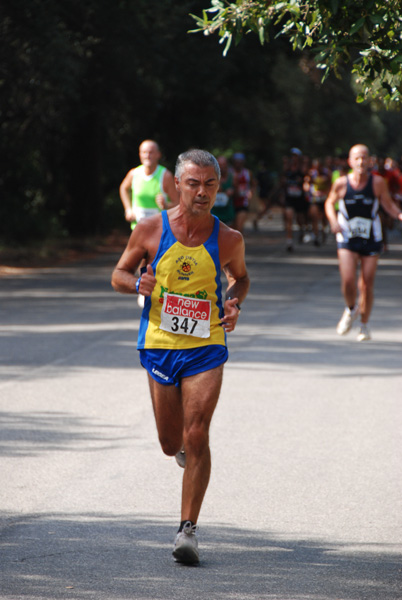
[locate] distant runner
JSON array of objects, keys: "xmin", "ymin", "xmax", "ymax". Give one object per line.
[
  {"xmin": 119, "ymin": 139, "xmax": 179, "ymax": 306},
  {"xmin": 119, "ymin": 139, "xmax": 178, "ymax": 229},
  {"xmin": 325, "ymin": 144, "xmax": 402, "ymax": 341}
]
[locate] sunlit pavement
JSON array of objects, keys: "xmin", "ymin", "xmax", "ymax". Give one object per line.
[{"xmin": 1, "ymin": 214, "xmax": 402, "ymax": 600}]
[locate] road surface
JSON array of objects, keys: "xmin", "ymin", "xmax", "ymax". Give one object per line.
[{"xmin": 1, "ymin": 216, "xmax": 402, "ymax": 599}]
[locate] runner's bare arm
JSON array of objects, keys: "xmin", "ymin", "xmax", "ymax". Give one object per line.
[
  {"xmin": 111, "ymin": 218, "xmax": 159, "ymax": 294},
  {"xmin": 303, "ymin": 173, "xmax": 311, "ymax": 193},
  {"xmin": 374, "ymin": 175, "xmax": 402, "ymax": 221},
  {"xmin": 119, "ymin": 169, "xmax": 135, "ymax": 221},
  {"xmin": 219, "ymin": 228, "xmax": 250, "ymax": 332},
  {"xmin": 325, "ymin": 177, "xmax": 345, "ymax": 234},
  {"xmin": 162, "ymin": 170, "xmax": 180, "ymax": 207}
]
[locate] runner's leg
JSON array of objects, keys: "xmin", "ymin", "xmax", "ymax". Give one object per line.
[
  {"xmin": 358, "ymin": 255, "xmax": 379, "ymax": 324},
  {"xmin": 309, "ymin": 203, "xmax": 319, "ymax": 240},
  {"xmin": 234, "ymin": 209, "xmax": 248, "ymax": 233},
  {"xmin": 296, "ymin": 208, "xmax": 307, "ymax": 241},
  {"xmin": 284, "ymin": 206, "xmax": 294, "ymax": 240},
  {"xmin": 337, "ymin": 248, "xmax": 359, "ymax": 308},
  {"xmin": 180, "ymin": 365, "xmax": 224, "ymax": 524},
  {"xmin": 147, "ymin": 375, "xmax": 183, "ymax": 456}
]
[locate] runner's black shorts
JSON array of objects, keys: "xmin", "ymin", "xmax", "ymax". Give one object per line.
[{"xmin": 337, "ymin": 238, "xmax": 383, "ymax": 256}]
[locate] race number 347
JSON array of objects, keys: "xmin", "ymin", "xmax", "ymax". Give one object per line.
[{"xmin": 160, "ymin": 293, "xmax": 211, "ymax": 338}]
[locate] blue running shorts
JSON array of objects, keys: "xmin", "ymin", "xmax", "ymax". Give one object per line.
[{"xmin": 139, "ymin": 345, "xmax": 228, "ymax": 387}]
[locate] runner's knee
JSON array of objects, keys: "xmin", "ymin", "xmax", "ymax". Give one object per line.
[
  {"xmin": 342, "ymin": 279, "xmax": 356, "ymax": 296},
  {"xmin": 158, "ymin": 434, "xmax": 182, "ymax": 457},
  {"xmin": 183, "ymin": 423, "xmax": 209, "ymax": 457},
  {"xmin": 359, "ymin": 278, "xmax": 374, "ymax": 296}
]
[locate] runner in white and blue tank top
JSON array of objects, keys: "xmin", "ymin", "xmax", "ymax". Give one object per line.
[
  {"xmin": 325, "ymin": 144, "xmax": 402, "ymax": 342},
  {"xmin": 336, "ymin": 172, "xmax": 383, "ymax": 256}
]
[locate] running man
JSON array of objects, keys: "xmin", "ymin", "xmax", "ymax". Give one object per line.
[
  {"xmin": 119, "ymin": 139, "xmax": 178, "ymax": 228},
  {"xmin": 281, "ymin": 148, "xmax": 309, "ymax": 252},
  {"xmin": 304, "ymin": 158, "xmax": 332, "ymax": 246},
  {"xmin": 211, "ymin": 155, "xmax": 235, "ymax": 225},
  {"xmin": 232, "ymin": 152, "xmax": 254, "ymax": 233},
  {"xmin": 325, "ymin": 144, "xmax": 402, "ymax": 341},
  {"xmin": 119, "ymin": 140, "xmax": 179, "ymax": 307},
  {"xmin": 111, "ymin": 149, "xmax": 250, "ymax": 564}
]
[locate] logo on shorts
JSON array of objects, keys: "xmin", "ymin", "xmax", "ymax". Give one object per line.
[{"xmin": 152, "ymin": 367, "xmax": 169, "ymax": 381}]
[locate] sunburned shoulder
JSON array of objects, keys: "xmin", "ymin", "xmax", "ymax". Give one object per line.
[
  {"xmin": 218, "ymin": 221, "xmax": 244, "ymax": 249},
  {"xmin": 135, "ymin": 212, "xmax": 163, "ymax": 232},
  {"xmin": 372, "ymin": 172, "xmax": 385, "ymax": 185},
  {"xmin": 331, "ymin": 175, "xmax": 348, "ymax": 195},
  {"xmin": 372, "ymin": 172, "xmax": 388, "ymax": 194},
  {"xmin": 127, "ymin": 213, "xmax": 163, "ymax": 246},
  {"xmin": 335, "ymin": 174, "xmax": 348, "ymax": 188},
  {"xmin": 126, "ymin": 167, "xmax": 139, "ymax": 178}
]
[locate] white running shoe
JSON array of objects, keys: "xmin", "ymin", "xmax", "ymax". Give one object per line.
[
  {"xmin": 175, "ymin": 447, "xmax": 186, "ymax": 468},
  {"xmin": 336, "ymin": 306, "xmax": 359, "ymax": 335},
  {"xmin": 357, "ymin": 323, "xmax": 371, "ymax": 342},
  {"xmin": 172, "ymin": 522, "xmax": 199, "ymax": 564}
]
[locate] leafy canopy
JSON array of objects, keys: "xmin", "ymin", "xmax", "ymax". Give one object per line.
[{"xmin": 190, "ymin": 0, "xmax": 402, "ymax": 107}]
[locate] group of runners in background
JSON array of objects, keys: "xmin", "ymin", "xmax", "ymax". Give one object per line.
[
  {"xmin": 268, "ymin": 148, "xmax": 402, "ymax": 253},
  {"xmin": 119, "ymin": 141, "xmax": 402, "ymax": 252},
  {"xmin": 232, "ymin": 145, "xmax": 402, "ymax": 342}
]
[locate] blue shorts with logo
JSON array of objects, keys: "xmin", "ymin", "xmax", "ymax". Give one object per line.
[
  {"xmin": 337, "ymin": 237, "xmax": 383, "ymax": 256},
  {"xmin": 139, "ymin": 345, "xmax": 228, "ymax": 387}
]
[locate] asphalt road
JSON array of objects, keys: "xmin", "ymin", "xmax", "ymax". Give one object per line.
[{"xmin": 1, "ymin": 216, "xmax": 402, "ymax": 600}]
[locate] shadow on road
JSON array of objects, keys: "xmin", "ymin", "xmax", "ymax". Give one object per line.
[
  {"xmin": 1, "ymin": 514, "xmax": 400, "ymax": 600},
  {"xmin": 0, "ymin": 410, "xmax": 131, "ymax": 458}
]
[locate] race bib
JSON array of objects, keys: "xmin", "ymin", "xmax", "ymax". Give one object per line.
[
  {"xmin": 287, "ymin": 185, "xmax": 302, "ymax": 197},
  {"xmin": 160, "ymin": 293, "xmax": 211, "ymax": 339},
  {"xmin": 349, "ymin": 217, "xmax": 371, "ymax": 239},
  {"xmin": 214, "ymin": 192, "xmax": 230, "ymax": 207}
]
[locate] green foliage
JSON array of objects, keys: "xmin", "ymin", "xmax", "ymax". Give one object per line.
[
  {"xmin": 1, "ymin": 0, "xmax": 402, "ymax": 244},
  {"xmin": 190, "ymin": 0, "xmax": 402, "ymax": 107}
]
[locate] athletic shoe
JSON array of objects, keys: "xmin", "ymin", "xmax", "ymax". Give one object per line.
[
  {"xmin": 357, "ymin": 323, "xmax": 371, "ymax": 342},
  {"xmin": 175, "ymin": 447, "xmax": 186, "ymax": 468},
  {"xmin": 286, "ymin": 240, "xmax": 293, "ymax": 253},
  {"xmin": 172, "ymin": 522, "xmax": 199, "ymax": 564},
  {"xmin": 336, "ymin": 306, "xmax": 359, "ymax": 335}
]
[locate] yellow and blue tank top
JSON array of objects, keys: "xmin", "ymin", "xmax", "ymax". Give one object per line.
[{"xmin": 137, "ymin": 211, "xmax": 226, "ymax": 350}]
